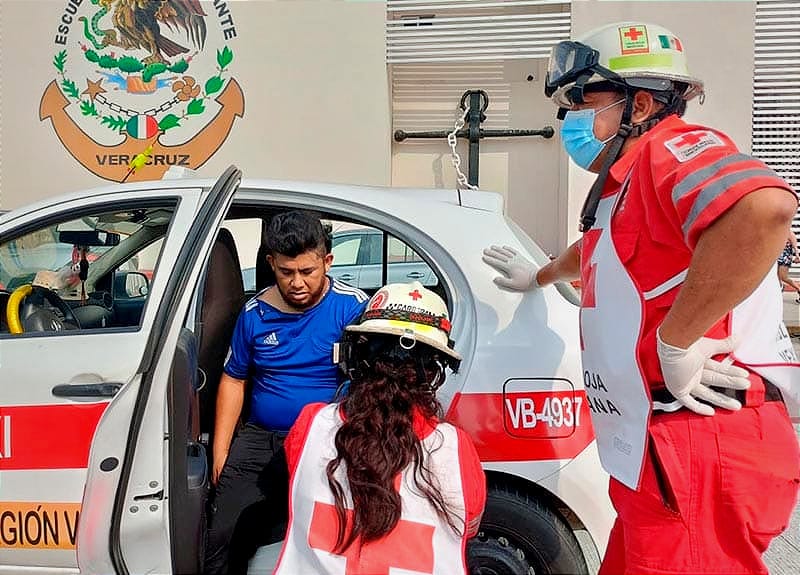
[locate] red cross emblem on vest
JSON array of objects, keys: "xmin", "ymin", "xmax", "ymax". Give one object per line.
[
  {"xmin": 308, "ymin": 501, "xmax": 435, "ymax": 575},
  {"xmin": 408, "ymin": 289, "xmax": 423, "ymax": 301},
  {"xmin": 673, "ymin": 131, "xmax": 705, "ymax": 148}
]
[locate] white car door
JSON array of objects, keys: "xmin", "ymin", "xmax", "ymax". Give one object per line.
[
  {"xmin": 0, "ymin": 167, "xmax": 240, "ymax": 574},
  {"xmin": 78, "ymin": 166, "xmax": 241, "ymax": 575}
]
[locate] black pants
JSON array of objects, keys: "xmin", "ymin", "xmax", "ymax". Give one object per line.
[{"xmin": 204, "ymin": 424, "xmax": 289, "ymax": 575}]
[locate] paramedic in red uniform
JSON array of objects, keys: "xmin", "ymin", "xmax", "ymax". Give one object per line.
[
  {"xmin": 273, "ymin": 282, "xmax": 486, "ymax": 575},
  {"xmin": 483, "ymin": 21, "xmax": 800, "ymax": 575}
]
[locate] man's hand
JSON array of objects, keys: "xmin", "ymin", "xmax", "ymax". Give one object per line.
[
  {"xmin": 212, "ymin": 449, "xmax": 229, "ymax": 486},
  {"xmin": 482, "ymin": 245, "xmax": 539, "ymax": 291},
  {"xmin": 212, "ymin": 374, "xmax": 246, "ymax": 485},
  {"xmin": 656, "ymin": 330, "xmax": 751, "ymax": 416}
]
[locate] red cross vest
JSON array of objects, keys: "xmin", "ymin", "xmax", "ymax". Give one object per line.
[
  {"xmin": 274, "ymin": 403, "xmax": 482, "ymax": 575},
  {"xmin": 580, "ymin": 182, "xmax": 800, "ymax": 491}
]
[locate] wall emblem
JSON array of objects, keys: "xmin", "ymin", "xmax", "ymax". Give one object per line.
[{"xmin": 40, "ymin": 0, "xmax": 244, "ymax": 182}]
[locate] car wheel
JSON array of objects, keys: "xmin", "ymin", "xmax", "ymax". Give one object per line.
[{"xmin": 467, "ymin": 481, "xmax": 589, "ymax": 575}]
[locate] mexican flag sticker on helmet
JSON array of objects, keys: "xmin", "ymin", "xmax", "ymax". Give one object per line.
[
  {"xmin": 658, "ymin": 34, "xmax": 683, "ymax": 52},
  {"xmin": 619, "ymin": 25, "xmax": 649, "ymax": 55}
]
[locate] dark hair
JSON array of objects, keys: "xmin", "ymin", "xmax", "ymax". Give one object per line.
[
  {"xmin": 326, "ymin": 337, "xmax": 462, "ymax": 552},
  {"xmin": 264, "ymin": 210, "xmax": 331, "ymax": 258}
]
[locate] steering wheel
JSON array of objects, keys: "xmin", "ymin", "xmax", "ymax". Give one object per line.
[{"xmin": 6, "ymin": 284, "xmax": 81, "ymax": 334}]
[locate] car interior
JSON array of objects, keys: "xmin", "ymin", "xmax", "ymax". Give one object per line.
[
  {"xmin": 0, "ymin": 205, "xmax": 174, "ymax": 337},
  {"xmin": 190, "ymin": 203, "xmax": 449, "ymax": 440},
  {"xmin": 179, "ymin": 203, "xmax": 452, "ymax": 571}
]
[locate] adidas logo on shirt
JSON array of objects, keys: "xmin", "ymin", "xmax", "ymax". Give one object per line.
[{"xmin": 263, "ymin": 332, "xmax": 280, "ymax": 346}]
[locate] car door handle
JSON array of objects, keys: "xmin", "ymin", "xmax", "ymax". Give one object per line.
[
  {"xmin": 406, "ymin": 272, "xmax": 425, "ymax": 279},
  {"xmin": 52, "ymin": 382, "xmax": 122, "ymax": 398},
  {"xmin": 339, "ymin": 274, "xmax": 355, "ymax": 281}
]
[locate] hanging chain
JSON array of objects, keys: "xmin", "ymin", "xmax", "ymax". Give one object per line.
[
  {"xmin": 94, "ymin": 93, "xmax": 182, "ymax": 117},
  {"xmin": 446, "ymin": 106, "xmax": 479, "ymax": 191}
]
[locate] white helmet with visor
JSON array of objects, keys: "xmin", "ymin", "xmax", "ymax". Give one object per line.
[{"xmin": 545, "ymin": 22, "xmax": 704, "ymax": 110}]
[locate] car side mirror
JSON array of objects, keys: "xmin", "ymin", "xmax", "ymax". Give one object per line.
[{"xmin": 115, "ymin": 271, "xmax": 149, "ymax": 299}]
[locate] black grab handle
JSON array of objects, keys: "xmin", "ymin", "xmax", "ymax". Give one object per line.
[{"xmin": 52, "ymin": 382, "xmax": 122, "ymax": 398}]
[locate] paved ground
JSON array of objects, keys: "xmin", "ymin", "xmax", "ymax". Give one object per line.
[{"xmin": 764, "ymin": 291, "xmax": 800, "ymax": 574}]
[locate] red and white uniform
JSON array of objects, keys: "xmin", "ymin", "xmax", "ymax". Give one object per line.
[
  {"xmin": 578, "ymin": 115, "xmax": 800, "ymax": 574},
  {"xmin": 273, "ymin": 402, "xmax": 486, "ymax": 575}
]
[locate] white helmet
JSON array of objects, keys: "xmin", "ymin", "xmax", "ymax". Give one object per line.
[
  {"xmin": 344, "ymin": 281, "xmax": 461, "ymax": 367},
  {"xmin": 545, "ymin": 22, "xmax": 704, "ymax": 109}
]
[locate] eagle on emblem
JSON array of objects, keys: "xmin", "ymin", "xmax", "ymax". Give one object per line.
[{"xmin": 98, "ymin": 0, "xmax": 207, "ymax": 65}]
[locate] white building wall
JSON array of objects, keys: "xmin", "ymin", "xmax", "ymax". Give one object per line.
[
  {"xmin": 0, "ymin": 1, "xmax": 757, "ymax": 258},
  {"xmin": 0, "ymin": 0, "xmax": 391, "ymax": 209}
]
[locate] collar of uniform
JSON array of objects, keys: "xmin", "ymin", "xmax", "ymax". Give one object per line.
[
  {"xmin": 411, "ymin": 408, "xmax": 438, "ymax": 440},
  {"xmin": 608, "ymin": 115, "xmax": 685, "ymax": 184}
]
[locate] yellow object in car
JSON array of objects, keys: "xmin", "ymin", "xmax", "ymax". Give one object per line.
[{"xmin": 7, "ymin": 284, "xmax": 32, "ymax": 334}]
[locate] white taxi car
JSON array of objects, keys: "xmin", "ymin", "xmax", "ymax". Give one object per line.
[{"xmin": 0, "ymin": 166, "xmax": 614, "ymax": 575}]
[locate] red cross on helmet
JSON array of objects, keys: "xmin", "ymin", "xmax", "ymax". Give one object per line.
[
  {"xmin": 545, "ymin": 22, "xmax": 704, "ymax": 109},
  {"xmin": 346, "ymin": 281, "xmax": 461, "ymax": 364}
]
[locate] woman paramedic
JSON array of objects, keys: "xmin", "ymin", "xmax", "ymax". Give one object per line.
[{"xmin": 272, "ymin": 282, "xmax": 486, "ymax": 574}]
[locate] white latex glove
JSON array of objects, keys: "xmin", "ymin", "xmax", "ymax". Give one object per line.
[
  {"xmin": 482, "ymin": 245, "xmax": 539, "ymax": 291},
  {"xmin": 656, "ymin": 329, "xmax": 751, "ymax": 416}
]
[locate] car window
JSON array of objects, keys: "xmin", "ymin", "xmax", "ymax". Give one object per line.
[
  {"xmin": 324, "ymin": 220, "xmax": 439, "ymax": 295},
  {"xmin": 0, "ymin": 228, "xmax": 108, "ymax": 291},
  {"xmin": 364, "ymin": 233, "xmax": 383, "ymax": 265},
  {"xmin": 221, "ymin": 218, "xmax": 262, "ymax": 292},
  {"xmin": 331, "ymin": 235, "xmax": 361, "ymax": 266},
  {"xmin": 388, "ymin": 236, "xmax": 424, "ymax": 263},
  {"xmin": 116, "ymin": 238, "xmax": 163, "ymax": 299},
  {"xmin": 0, "ymin": 205, "xmax": 175, "ymax": 334}
]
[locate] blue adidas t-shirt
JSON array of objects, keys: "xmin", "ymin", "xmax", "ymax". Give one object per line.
[{"xmin": 223, "ymin": 278, "xmax": 368, "ymax": 433}]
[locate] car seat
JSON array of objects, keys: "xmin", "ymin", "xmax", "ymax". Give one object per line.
[{"xmin": 197, "ymin": 228, "xmax": 246, "ymax": 440}]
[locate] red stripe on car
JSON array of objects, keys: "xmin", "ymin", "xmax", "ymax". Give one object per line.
[
  {"xmin": 446, "ymin": 391, "xmax": 595, "ymax": 462},
  {"xmin": 0, "ymin": 403, "xmax": 108, "ymax": 470}
]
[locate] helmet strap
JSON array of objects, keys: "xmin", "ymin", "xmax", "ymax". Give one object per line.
[
  {"xmin": 579, "ymin": 96, "xmax": 634, "ymax": 232},
  {"xmin": 414, "ymin": 355, "xmax": 428, "ymax": 387},
  {"xmin": 423, "ymin": 358, "xmax": 446, "ymax": 392},
  {"xmin": 566, "ymin": 71, "xmax": 595, "ymax": 105}
]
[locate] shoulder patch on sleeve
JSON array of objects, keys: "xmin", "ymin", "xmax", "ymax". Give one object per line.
[{"xmin": 664, "ymin": 130, "xmax": 725, "ymax": 163}]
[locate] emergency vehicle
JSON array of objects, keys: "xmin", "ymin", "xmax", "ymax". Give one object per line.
[{"xmin": 0, "ymin": 166, "xmax": 614, "ymax": 574}]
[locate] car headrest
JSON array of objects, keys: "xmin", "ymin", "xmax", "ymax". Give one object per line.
[{"xmin": 255, "ymin": 243, "xmax": 276, "ymax": 292}]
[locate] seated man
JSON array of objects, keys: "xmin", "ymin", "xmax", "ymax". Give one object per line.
[{"xmin": 204, "ymin": 210, "xmax": 368, "ymax": 575}]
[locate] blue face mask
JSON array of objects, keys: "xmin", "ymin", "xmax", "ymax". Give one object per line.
[{"xmin": 560, "ymin": 99, "xmax": 625, "ymax": 170}]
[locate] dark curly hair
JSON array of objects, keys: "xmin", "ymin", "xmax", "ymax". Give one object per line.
[
  {"xmin": 325, "ymin": 340, "xmax": 462, "ymax": 552},
  {"xmin": 264, "ymin": 210, "xmax": 332, "ymax": 258}
]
